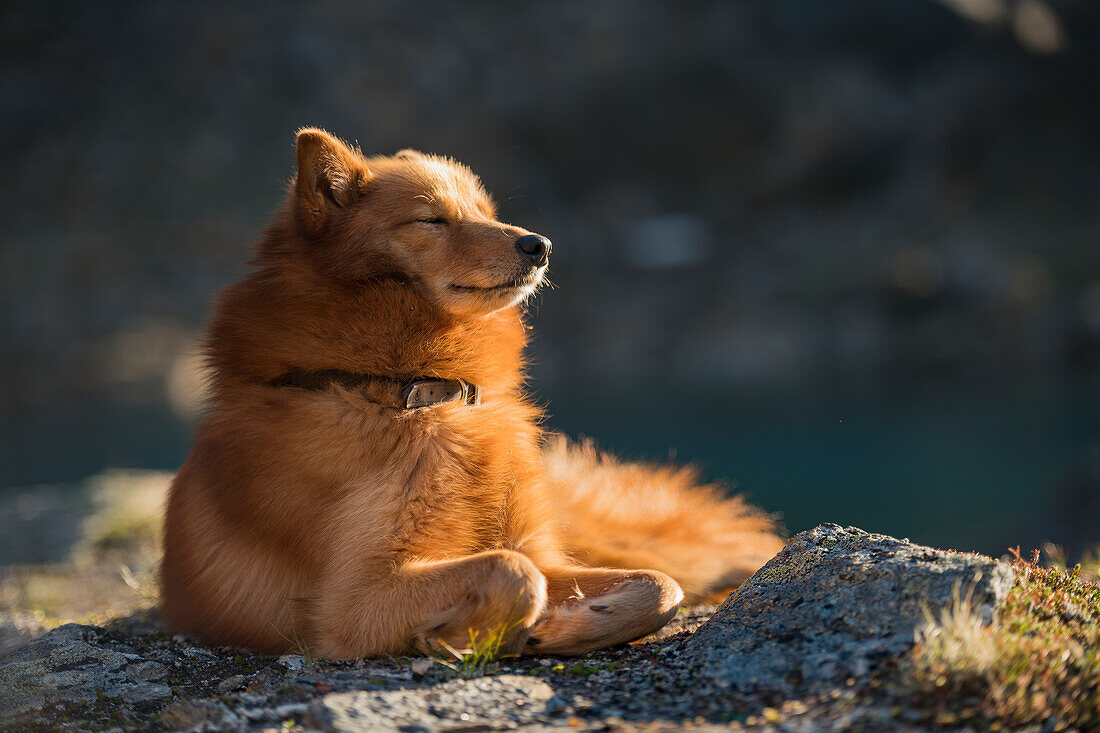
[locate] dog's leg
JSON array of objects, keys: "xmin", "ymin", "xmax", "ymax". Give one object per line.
[
  {"xmin": 523, "ymin": 566, "xmax": 683, "ymax": 656},
  {"xmin": 311, "ymin": 549, "xmax": 548, "ymax": 659}
]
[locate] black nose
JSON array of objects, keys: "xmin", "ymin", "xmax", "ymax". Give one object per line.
[{"xmin": 515, "ymin": 234, "xmax": 551, "ymax": 267}]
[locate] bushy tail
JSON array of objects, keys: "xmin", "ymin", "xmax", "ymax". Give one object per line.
[{"xmin": 543, "ymin": 435, "xmax": 785, "ymax": 603}]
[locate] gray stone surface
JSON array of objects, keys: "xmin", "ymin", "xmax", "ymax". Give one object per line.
[
  {"xmin": 308, "ymin": 674, "xmax": 556, "ymax": 732},
  {"xmin": 158, "ymin": 700, "xmax": 247, "ymax": 732},
  {"xmin": 0, "ymin": 623, "xmax": 170, "ymax": 725},
  {"xmin": 684, "ymin": 523, "xmax": 1015, "ymax": 692}
]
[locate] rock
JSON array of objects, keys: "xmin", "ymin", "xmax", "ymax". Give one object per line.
[
  {"xmin": 306, "ymin": 674, "xmax": 556, "ymax": 732},
  {"xmin": 216, "ymin": 673, "xmax": 248, "ymax": 693},
  {"xmin": 408, "ymin": 657, "xmax": 433, "ymax": 676},
  {"xmin": 159, "ymin": 700, "xmax": 245, "ymax": 732},
  {"xmin": 277, "ymin": 653, "xmax": 305, "ymax": 673},
  {"xmin": 0, "ymin": 623, "xmax": 170, "ymax": 725},
  {"xmin": 684, "ymin": 523, "xmax": 1014, "ymax": 692}
]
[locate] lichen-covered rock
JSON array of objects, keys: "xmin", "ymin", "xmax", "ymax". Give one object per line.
[
  {"xmin": 307, "ymin": 674, "xmax": 556, "ymax": 732},
  {"xmin": 0, "ymin": 623, "xmax": 170, "ymax": 725},
  {"xmin": 158, "ymin": 700, "xmax": 246, "ymax": 732},
  {"xmin": 684, "ymin": 523, "xmax": 1014, "ymax": 692}
]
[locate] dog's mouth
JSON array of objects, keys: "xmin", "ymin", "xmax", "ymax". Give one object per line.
[{"xmin": 450, "ymin": 274, "xmax": 541, "ymax": 293}]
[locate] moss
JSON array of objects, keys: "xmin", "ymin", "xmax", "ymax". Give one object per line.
[
  {"xmin": 559, "ymin": 660, "xmax": 627, "ymax": 676},
  {"xmin": 564, "ymin": 662, "xmax": 598, "ymax": 676},
  {"xmin": 902, "ymin": 549, "xmax": 1100, "ymax": 728},
  {"xmin": 753, "ymin": 554, "xmax": 823, "ymax": 585}
]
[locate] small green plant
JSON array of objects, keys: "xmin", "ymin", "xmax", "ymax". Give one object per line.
[
  {"xmin": 1079, "ymin": 549, "xmax": 1100, "ymax": 583},
  {"xmin": 435, "ymin": 617, "xmax": 524, "ymax": 678},
  {"xmin": 1038, "ymin": 541, "xmax": 1100, "ymax": 583},
  {"xmin": 270, "ymin": 601, "xmax": 318, "ymax": 673},
  {"xmin": 432, "ymin": 589, "xmax": 534, "ymax": 677}
]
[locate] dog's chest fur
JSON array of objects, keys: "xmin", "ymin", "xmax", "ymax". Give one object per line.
[{"xmin": 330, "ymin": 401, "xmax": 538, "ymax": 562}]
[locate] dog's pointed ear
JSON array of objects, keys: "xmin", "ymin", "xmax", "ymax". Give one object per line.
[{"xmin": 295, "ymin": 128, "xmax": 370, "ymax": 233}]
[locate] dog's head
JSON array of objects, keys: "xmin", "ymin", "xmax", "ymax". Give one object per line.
[{"xmin": 291, "ymin": 128, "xmax": 550, "ymax": 318}]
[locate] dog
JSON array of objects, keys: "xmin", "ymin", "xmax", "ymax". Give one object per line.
[{"xmin": 161, "ymin": 128, "xmax": 784, "ymax": 658}]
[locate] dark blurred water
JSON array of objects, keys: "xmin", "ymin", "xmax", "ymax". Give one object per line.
[
  {"xmin": 2, "ymin": 376, "xmax": 1097, "ymax": 557},
  {"xmin": 541, "ymin": 375, "xmax": 1100, "ymax": 556}
]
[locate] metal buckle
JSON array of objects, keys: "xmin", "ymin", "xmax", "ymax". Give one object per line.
[{"xmin": 402, "ymin": 379, "xmax": 478, "ymax": 409}]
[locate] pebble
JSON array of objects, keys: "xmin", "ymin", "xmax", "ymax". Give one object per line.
[{"xmin": 277, "ymin": 654, "xmax": 305, "ymax": 673}]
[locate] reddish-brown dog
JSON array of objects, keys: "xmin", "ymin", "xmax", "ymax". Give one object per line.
[{"xmin": 161, "ymin": 129, "xmax": 784, "ymax": 658}]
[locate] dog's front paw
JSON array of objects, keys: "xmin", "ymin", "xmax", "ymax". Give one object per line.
[
  {"xmin": 524, "ymin": 574, "xmax": 682, "ymax": 656},
  {"xmin": 523, "ymin": 602, "xmax": 594, "ymax": 656}
]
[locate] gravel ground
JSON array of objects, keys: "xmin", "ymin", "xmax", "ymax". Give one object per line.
[
  {"xmin": 0, "ymin": 607, "xmax": 905, "ymax": 732},
  {"xmin": 3, "ymin": 525, "xmax": 1026, "ymax": 731}
]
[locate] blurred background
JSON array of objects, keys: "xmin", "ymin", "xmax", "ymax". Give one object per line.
[{"xmin": 2, "ymin": 0, "xmax": 1099, "ymax": 635}]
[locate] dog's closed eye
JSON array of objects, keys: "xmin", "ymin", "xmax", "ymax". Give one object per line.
[{"xmin": 416, "ymin": 216, "xmax": 448, "ymax": 226}]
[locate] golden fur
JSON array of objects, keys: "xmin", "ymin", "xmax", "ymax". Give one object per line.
[{"xmin": 161, "ymin": 128, "xmax": 784, "ymax": 659}]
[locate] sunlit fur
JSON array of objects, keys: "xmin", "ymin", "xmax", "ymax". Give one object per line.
[{"xmin": 161, "ymin": 128, "xmax": 784, "ymax": 659}]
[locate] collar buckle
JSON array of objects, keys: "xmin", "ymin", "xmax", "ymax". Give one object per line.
[{"xmin": 402, "ymin": 379, "xmax": 482, "ymax": 409}]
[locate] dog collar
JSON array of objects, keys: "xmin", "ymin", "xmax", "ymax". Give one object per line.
[{"xmin": 269, "ymin": 370, "xmax": 482, "ymax": 410}]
